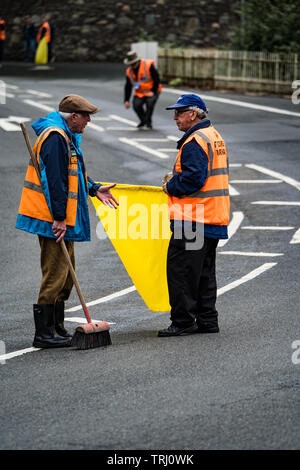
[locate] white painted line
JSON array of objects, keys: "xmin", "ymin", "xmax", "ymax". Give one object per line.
[
  {"xmin": 290, "ymin": 227, "xmax": 300, "ymax": 244},
  {"xmin": 135, "ymin": 138, "xmax": 170, "ymax": 142},
  {"xmin": 229, "ymin": 163, "xmax": 243, "ymax": 167},
  {"xmin": 119, "ymin": 137, "xmax": 170, "ymax": 159},
  {"xmin": 65, "ymin": 317, "xmax": 116, "ymax": 325},
  {"xmin": 23, "ymin": 99, "xmax": 55, "ymax": 112},
  {"xmin": 164, "ymin": 87, "xmax": 300, "ymax": 118},
  {"xmin": 230, "ymin": 179, "xmax": 282, "ymax": 184},
  {"xmin": 252, "ymin": 201, "xmax": 300, "ymax": 206},
  {"xmin": 26, "ymin": 89, "xmax": 52, "ymax": 98},
  {"xmin": 87, "ymin": 122, "xmax": 104, "ymax": 132},
  {"xmin": 105, "ymin": 126, "xmax": 137, "ymax": 131},
  {"xmin": 0, "ymin": 347, "xmax": 40, "ymax": 362},
  {"xmin": 242, "ymin": 226, "xmax": 294, "ymax": 230},
  {"xmin": 229, "ymin": 184, "xmax": 239, "ymax": 196},
  {"xmin": 218, "ymin": 211, "xmax": 244, "ymax": 247},
  {"xmin": 219, "ymin": 251, "xmax": 283, "ymax": 257},
  {"xmin": 218, "ymin": 263, "xmax": 277, "ymax": 296},
  {"xmin": 157, "ymin": 148, "xmax": 177, "ymax": 152},
  {"xmin": 65, "ymin": 285, "xmax": 137, "ymax": 312},
  {"xmin": 167, "ymin": 135, "xmax": 179, "ymax": 142},
  {"xmin": 109, "ymin": 114, "xmax": 137, "ymax": 127},
  {"xmin": 92, "ymin": 116, "xmax": 112, "ymax": 121},
  {"xmin": 246, "ymin": 163, "xmax": 300, "ymax": 191},
  {"xmin": 6, "ymin": 84, "xmax": 19, "ymax": 90}
]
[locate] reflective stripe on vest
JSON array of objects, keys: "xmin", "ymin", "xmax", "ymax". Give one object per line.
[
  {"xmin": 18, "ymin": 126, "xmax": 87, "ymax": 227},
  {"xmin": 168, "ymin": 125, "xmax": 230, "ymax": 225}
]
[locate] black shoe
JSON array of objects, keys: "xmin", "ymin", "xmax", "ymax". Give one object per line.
[
  {"xmin": 54, "ymin": 301, "xmax": 72, "ymax": 338},
  {"xmin": 146, "ymin": 123, "xmax": 152, "ymax": 129},
  {"xmin": 196, "ymin": 324, "xmax": 219, "ymax": 333},
  {"xmin": 137, "ymin": 122, "xmax": 145, "ymax": 128},
  {"xmin": 33, "ymin": 304, "xmax": 72, "ymax": 348},
  {"xmin": 157, "ymin": 323, "xmax": 198, "ymax": 337}
]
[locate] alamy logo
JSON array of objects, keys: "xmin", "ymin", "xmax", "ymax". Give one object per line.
[{"xmin": 291, "ymin": 80, "xmax": 300, "ymax": 105}]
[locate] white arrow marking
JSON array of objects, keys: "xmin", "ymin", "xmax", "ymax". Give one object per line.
[
  {"xmin": 290, "ymin": 227, "xmax": 300, "ymax": 244},
  {"xmin": 0, "ymin": 116, "xmax": 31, "ymax": 131},
  {"xmin": 218, "ymin": 211, "xmax": 244, "ymax": 247}
]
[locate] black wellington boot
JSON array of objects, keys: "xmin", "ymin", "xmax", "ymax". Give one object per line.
[
  {"xmin": 32, "ymin": 304, "xmax": 72, "ymax": 348},
  {"xmin": 54, "ymin": 301, "xmax": 72, "ymax": 338}
]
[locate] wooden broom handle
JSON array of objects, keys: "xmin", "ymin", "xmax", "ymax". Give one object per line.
[{"xmin": 20, "ymin": 123, "xmax": 92, "ymax": 324}]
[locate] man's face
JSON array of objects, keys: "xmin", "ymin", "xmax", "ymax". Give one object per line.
[
  {"xmin": 174, "ymin": 108, "xmax": 196, "ymax": 132},
  {"xmin": 70, "ymin": 112, "xmax": 91, "ymax": 134}
]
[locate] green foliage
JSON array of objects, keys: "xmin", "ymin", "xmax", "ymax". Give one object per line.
[
  {"xmin": 168, "ymin": 77, "xmax": 183, "ymax": 86},
  {"xmin": 231, "ymin": 0, "xmax": 300, "ymax": 53}
]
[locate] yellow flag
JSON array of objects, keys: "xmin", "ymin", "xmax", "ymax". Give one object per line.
[
  {"xmin": 35, "ymin": 37, "xmax": 48, "ymax": 64},
  {"xmin": 91, "ymin": 184, "xmax": 171, "ymax": 312}
]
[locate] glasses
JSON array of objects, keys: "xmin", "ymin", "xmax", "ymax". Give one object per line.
[{"xmin": 174, "ymin": 108, "xmax": 192, "ymax": 116}]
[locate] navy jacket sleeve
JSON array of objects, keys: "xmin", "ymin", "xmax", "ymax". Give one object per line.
[
  {"xmin": 39, "ymin": 132, "xmax": 69, "ymax": 221},
  {"xmin": 166, "ymin": 139, "xmax": 208, "ymax": 197}
]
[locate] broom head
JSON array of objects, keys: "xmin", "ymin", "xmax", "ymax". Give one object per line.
[{"xmin": 71, "ymin": 321, "xmax": 112, "ymax": 350}]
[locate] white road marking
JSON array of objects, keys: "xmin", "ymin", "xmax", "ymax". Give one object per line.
[
  {"xmin": 109, "ymin": 114, "xmax": 137, "ymax": 127},
  {"xmin": 6, "ymin": 84, "xmax": 19, "ymax": 90},
  {"xmin": 23, "ymin": 99, "xmax": 55, "ymax": 112},
  {"xmin": 218, "ymin": 211, "xmax": 244, "ymax": 247},
  {"xmin": 230, "ymin": 179, "xmax": 282, "ymax": 184},
  {"xmin": 217, "ymin": 263, "xmax": 277, "ymax": 296},
  {"xmin": 219, "ymin": 251, "xmax": 283, "ymax": 257},
  {"xmin": 157, "ymin": 148, "xmax": 177, "ymax": 152},
  {"xmin": 65, "ymin": 317, "xmax": 116, "ymax": 325},
  {"xmin": 242, "ymin": 226, "xmax": 294, "ymax": 230},
  {"xmin": 167, "ymin": 135, "xmax": 179, "ymax": 142},
  {"xmin": 105, "ymin": 126, "xmax": 137, "ymax": 131},
  {"xmin": 164, "ymin": 87, "xmax": 300, "ymax": 118},
  {"xmin": 65, "ymin": 285, "xmax": 137, "ymax": 312},
  {"xmin": 26, "ymin": 89, "xmax": 52, "ymax": 98},
  {"xmin": 290, "ymin": 227, "xmax": 300, "ymax": 244},
  {"xmin": 0, "ymin": 347, "xmax": 41, "ymax": 362},
  {"xmin": 252, "ymin": 201, "xmax": 300, "ymax": 206},
  {"xmin": 119, "ymin": 137, "xmax": 170, "ymax": 159},
  {"xmin": 246, "ymin": 163, "xmax": 300, "ymax": 191},
  {"xmin": 229, "ymin": 184, "xmax": 240, "ymax": 196},
  {"xmin": 229, "ymin": 163, "xmax": 243, "ymax": 167},
  {"xmin": 135, "ymin": 138, "xmax": 170, "ymax": 142},
  {"xmin": 87, "ymin": 122, "xmax": 104, "ymax": 132},
  {"xmin": 0, "ymin": 115, "xmax": 31, "ymax": 131}
]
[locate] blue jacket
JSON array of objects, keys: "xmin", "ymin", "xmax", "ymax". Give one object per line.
[
  {"xmin": 167, "ymin": 120, "xmax": 228, "ymax": 239},
  {"xmin": 16, "ymin": 111, "xmax": 100, "ymax": 242}
]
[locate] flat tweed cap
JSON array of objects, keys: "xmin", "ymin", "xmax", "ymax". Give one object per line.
[{"xmin": 59, "ymin": 94, "xmax": 99, "ymax": 114}]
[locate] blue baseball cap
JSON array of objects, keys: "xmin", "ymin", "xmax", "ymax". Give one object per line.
[{"xmin": 166, "ymin": 93, "xmax": 207, "ymax": 112}]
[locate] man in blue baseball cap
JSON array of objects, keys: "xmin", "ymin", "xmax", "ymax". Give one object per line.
[{"xmin": 158, "ymin": 93, "xmax": 230, "ymax": 337}]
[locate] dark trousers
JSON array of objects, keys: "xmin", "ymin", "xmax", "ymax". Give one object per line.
[
  {"xmin": 167, "ymin": 234, "xmax": 219, "ymax": 328},
  {"xmin": 133, "ymin": 93, "xmax": 159, "ymax": 126},
  {"xmin": 37, "ymin": 236, "xmax": 75, "ymax": 304}
]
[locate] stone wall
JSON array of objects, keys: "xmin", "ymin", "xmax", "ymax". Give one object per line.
[{"xmin": 1, "ymin": 0, "xmax": 238, "ymax": 62}]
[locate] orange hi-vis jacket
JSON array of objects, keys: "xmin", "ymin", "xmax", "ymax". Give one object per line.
[
  {"xmin": 0, "ymin": 19, "xmax": 6, "ymax": 40},
  {"xmin": 126, "ymin": 59, "xmax": 162, "ymax": 98},
  {"xmin": 37, "ymin": 21, "xmax": 51, "ymax": 43},
  {"xmin": 18, "ymin": 126, "xmax": 88, "ymax": 227},
  {"xmin": 168, "ymin": 125, "xmax": 230, "ymax": 225}
]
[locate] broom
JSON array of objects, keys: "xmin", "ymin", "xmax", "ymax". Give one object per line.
[{"xmin": 20, "ymin": 123, "xmax": 112, "ymax": 349}]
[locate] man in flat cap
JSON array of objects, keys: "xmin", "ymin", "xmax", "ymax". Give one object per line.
[
  {"xmin": 123, "ymin": 50, "xmax": 162, "ymax": 129},
  {"xmin": 158, "ymin": 94, "xmax": 230, "ymax": 337},
  {"xmin": 16, "ymin": 94, "xmax": 118, "ymax": 348}
]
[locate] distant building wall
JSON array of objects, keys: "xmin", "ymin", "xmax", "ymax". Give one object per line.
[{"xmin": 1, "ymin": 0, "xmax": 238, "ymax": 62}]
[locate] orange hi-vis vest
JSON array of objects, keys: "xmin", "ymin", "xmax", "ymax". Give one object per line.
[
  {"xmin": 168, "ymin": 125, "xmax": 230, "ymax": 225},
  {"xmin": 0, "ymin": 20, "xmax": 6, "ymax": 40},
  {"xmin": 37, "ymin": 21, "xmax": 51, "ymax": 43},
  {"xmin": 126, "ymin": 59, "xmax": 162, "ymax": 98},
  {"xmin": 18, "ymin": 126, "xmax": 87, "ymax": 227}
]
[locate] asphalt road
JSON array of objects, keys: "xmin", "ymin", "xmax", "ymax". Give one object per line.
[{"xmin": 0, "ymin": 62, "xmax": 299, "ymax": 452}]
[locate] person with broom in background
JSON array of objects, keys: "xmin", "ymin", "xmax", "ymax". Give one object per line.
[{"xmin": 16, "ymin": 94, "xmax": 119, "ymax": 348}]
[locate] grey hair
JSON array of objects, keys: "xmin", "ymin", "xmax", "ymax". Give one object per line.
[
  {"xmin": 188, "ymin": 106, "xmax": 208, "ymax": 119},
  {"xmin": 59, "ymin": 111, "xmax": 72, "ymax": 120}
]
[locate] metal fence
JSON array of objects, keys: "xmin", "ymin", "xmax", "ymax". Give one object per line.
[{"xmin": 158, "ymin": 48, "xmax": 299, "ymax": 94}]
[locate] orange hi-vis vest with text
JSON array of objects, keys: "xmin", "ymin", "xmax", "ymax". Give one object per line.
[
  {"xmin": 168, "ymin": 125, "xmax": 230, "ymax": 225},
  {"xmin": 18, "ymin": 126, "xmax": 87, "ymax": 227},
  {"xmin": 126, "ymin": 59, "xmax": 162, "ymax": 98},
  {"xmin": 37, "ymin": 21, "xmax": 51, "ymax": 43},
  {"xmin": 0, "ymin": 20, "xmax": 6, "ymax": 40}
]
